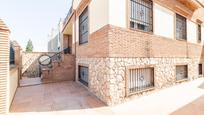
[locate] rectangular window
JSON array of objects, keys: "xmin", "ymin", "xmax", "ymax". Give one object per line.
[
  {"xmin": 78, "ymin": 66, "xmax": 88, "ymax": 86},
  {"xmin": 130, "ymin": 0, "xmax": 153, "ymax": 32},
  {"xmin": 199, "ymin": 64, "xmax": 202, "ymax": 75},
  {"xmin": 128, "ymin": 68, "xmax": 154, "ymax": 94},
  {"xmin": 79, "ymin": 7, "xmax": 88, "ymax": 44},
  {"xmin": 198, "ymin": 24, "xmax": 201, "ymax": 42},
  {"xmin": 176, "ymin": 14, "xmax": 187, "ymax": 40},
  {"xmin": 176, "ymin": 65, "xmax": 188, "ymax": 81},
  {"xmin": 10, "ymin": 44, "xmax": 15, "ymax": 65}
]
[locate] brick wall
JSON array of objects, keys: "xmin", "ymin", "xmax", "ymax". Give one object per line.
[
  {"xmin": 76, "ymin": 25, "xmax": 109, "ymax": 58},
  {"xmin": 0, "ymin": 19, "xmax": 10, "ymax": 115},
  {"xmin": 76, "ymin": 24, "xmax": 204, "ymax": 58},
  {"xmin": 108, "ymin": 25, "xmax": 204, "ymax": 58},
  {"xmin": 42, "ymin": 54, "xmax": 75, "ymax": 82}
]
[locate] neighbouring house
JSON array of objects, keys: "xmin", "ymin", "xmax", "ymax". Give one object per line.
[
  {"xmin": 48, "ymin": 19, "xmax": 64, "ymax": 52},
  {"xmin": 61, "ymin": 0, "xmax": 204, "ymax": 105},
  {"xmin": 0, "ymin": 19, "xmax": 21, "ymax": 115}
]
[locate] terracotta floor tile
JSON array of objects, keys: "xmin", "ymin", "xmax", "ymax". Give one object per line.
[{"xmin": 10, "ymin": 81, "xmax": 106, "ymax": 113}]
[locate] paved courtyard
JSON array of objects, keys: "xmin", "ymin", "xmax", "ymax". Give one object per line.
[{"xmin": 10, "ymin": 78, "xmax": 204, "ymax": 115}]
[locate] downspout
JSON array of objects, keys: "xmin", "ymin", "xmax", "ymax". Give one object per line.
[{"xmin": 74, "ymin": 10, "xmax": 77, "ymax": 81}]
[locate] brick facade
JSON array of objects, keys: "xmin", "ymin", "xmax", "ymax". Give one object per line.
[
  {"xmin": 0, "ymin": 19, "xmax": 10, "ymax": 115},
  {"xmin": 66, "ymin": 0, "xmax": 204, "ymax": 106},
  {"xmin": 75, "ymin": 25, "xmax": 204, "ymax": 105}
]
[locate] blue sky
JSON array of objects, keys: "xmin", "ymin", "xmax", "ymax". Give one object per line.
[{"xmin": 0, "ymin": 0, "xmax": 72, "ymax": 51}]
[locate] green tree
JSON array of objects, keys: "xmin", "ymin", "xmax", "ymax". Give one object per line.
[{"xmin": 26, "ymin": 39, "xmax": 33, "ymax": 52}]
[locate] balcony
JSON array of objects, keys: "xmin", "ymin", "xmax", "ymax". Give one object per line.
[{"xmin": 63, "ymin": 6, "xmax": 73, "ymax": 27}]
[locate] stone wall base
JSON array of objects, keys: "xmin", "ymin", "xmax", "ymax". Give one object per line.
[{"xmin": 76, "ymin": 57, "xmax": 204, "ymax": 105}]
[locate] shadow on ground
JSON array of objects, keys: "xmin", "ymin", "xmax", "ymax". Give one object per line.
[
  {"xmin": 170, "ymin": 95, "xmax": 204, "ymax": 115},
  {"xmin": 10, "ymin": 81, "xmax": 106, "ymax": 113},
  {"xmin": 170, "ymin": 81, "xmax": 204, "ymax": 115}
]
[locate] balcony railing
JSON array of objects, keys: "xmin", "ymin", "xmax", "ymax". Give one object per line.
[{"xmin": 63, "ymin": 6, "xmax": 73, "ymax": 26}]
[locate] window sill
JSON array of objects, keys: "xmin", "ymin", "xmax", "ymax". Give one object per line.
[
  {"xmin": 197, "ymin": 40, "xmax": 202, "ymax": 43},
  {"xmin": 79, "ymin": 41, "xmax": 88, "ymax": 46},
  {"xmin": 127, "ymin": 86, "xmax": 155, "ymax": 97},
  {"xmin": 176, "ymin": 78, "xmax": 188, "ymax": 83},
  {"xmin": 199, "ymin": 74, "xmax": 203, "ymax": 77},
  {"xmin": 129, "ymin": 27, "xmax": 153, "ymax": 35},
  {"xmin": 176, "ymin": 38, "xmax": 187, "ymax": 42},
  {"xmin": 10, "ymin": 64, "xmax": 16, "ymax": 70}
]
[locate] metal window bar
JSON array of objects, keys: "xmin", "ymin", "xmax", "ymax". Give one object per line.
[
  {"xmin": 176, "ymin": 14, "xmax": 187, "ymax": 40},
  {"xmin": 79, "ymin": 66, "xmax": 88, "ymax": 86},
  {"xmin": 198, "ymin": 24, "xmax": 201, "ymax": 41},
  {"xmin": 176, "ymin": 65, "xmax": 188, "ymax": 81},
  {"xmin": 129, "ymin": 68, "xmax": 154, "ymax": 94},
  {"xmin": 130, "ymin": 0, "xmax": 153, "ymax": 32},
  {"xmin": 79, "ymin": 7, "xmax": 88, "ymax": 44}
]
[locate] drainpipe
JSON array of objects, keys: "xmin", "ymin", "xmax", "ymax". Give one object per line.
[{"xmin": 74, "ymin": 10, "xmax": 77, "ymax": 81}]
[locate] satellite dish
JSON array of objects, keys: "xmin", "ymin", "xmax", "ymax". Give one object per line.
[{"xmin": 38, "ymin": 54, "xmax": 52, "ymax": 66}]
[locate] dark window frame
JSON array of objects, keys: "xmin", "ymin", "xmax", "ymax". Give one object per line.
[
  {"xmin": 129, "ymin": 0, "xmax": 153, "ymax": 32},
  {"xmin": 176, "ymin": 65, "xmax": 188, "ymax": 81},
  {"xmin": 79, "ymin": 7, "xmax": 89, "ymax": 45},
  {"xmin": 199, "ymin": 64, "xmax": 202, "ymax": 75},
  {"xmin": 78, "ymin": 65, "xmax": 89, "ymax": 87},
  {"xmin": 128, "ymin": 67, "xmax": 154, "ymax": 95},
  {"xmin": 176, "ymin": 14, "xmax": 187, "ymax": 40},
  {"xmin": 198, "ymin": 24, "xmax": 201, "ymax": 42},
  {"xmin": 10, "ymin": 44, "xmax": 15, "ymax": 65}
]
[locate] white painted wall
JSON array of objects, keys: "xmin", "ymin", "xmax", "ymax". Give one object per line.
[
  {"xmin": 9, "ymin": 68, "xmax": 18, "ymax": 106},
  {"xmin": 89, "ymin": 0, "xmax": 109, "ymax": 34},
  {"xmin": 108, "ymin": 0, "xmax": 126, "ymax": 28},
  {"xmin": 73, "ymin": 0, "xmax": 204, "ymax": 44},
  {"xmin": 201, "ymin": 26, "xmax": 204, "ymax": 43},
  {"xmin": 187, "ymin": 20, "xmax": 197, "ymax": 43},
  {"xmin": 154, "ymin": 3, "xmax": 174, "ymax": 39}
]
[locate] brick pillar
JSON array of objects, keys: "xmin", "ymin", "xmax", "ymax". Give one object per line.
[
  {"xmin": 13, "ymin": 41, "xmax": 22, "ymax": 85},
  {"xmin": 0, "ymin": 19, "xmax": 10, "ymax": 115}
]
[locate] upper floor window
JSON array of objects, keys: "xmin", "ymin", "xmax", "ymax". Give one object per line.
[
  {"xmin": 176, "ymin": 14, "xmax": 187, "ymax": 40},
  {"xmin": 79, "ymin": 7, "xmax": 88, "ymax": 44},
  {"xmin": 198, "ymin": 24, "xmax": 201, "ymax": 42},
  {"xmin": 130, "ymin": 0, "xmax": 153, "ymax": 32}
]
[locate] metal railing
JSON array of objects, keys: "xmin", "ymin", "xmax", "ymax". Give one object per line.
[
  {"xmin": 129, "ymin": 68, "xmax": 154, "ymax": 94},
  {"xmin": 39, "ymin": 47, "xmax": 71, "ymax": 77},
  {"xmin": 39, "ymin": 47, "xmax": 71, "ymax": 66}
]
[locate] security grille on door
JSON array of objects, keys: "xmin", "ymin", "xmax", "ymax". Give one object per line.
[
  {"xmin": 176, "ymin": 65, "xmax": 188, "ymax": 81},
  {"xmin": 79, "ymin": 66, "xmax": 88, "ymax": 86},
  {"xmin": 128, "ymin": 68, "xmax": 154, "ymax": 94}
]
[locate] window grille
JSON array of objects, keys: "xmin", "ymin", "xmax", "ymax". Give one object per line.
[
  {"xmin": 79, "ymin": 66, "xmax": 88, "ymax": 86},
  {"xmin": 79, "ymin": 7, "xmax": 88, "ymax": 44},
  {"xmin": 199, "ymin": 64, "xmax": 202, "ymax": 75},
  {"xmin": 130, "ymin": 0, "xmax": 153, "ymax": 32},
  {"xmin": 176, "ymin": 65, "xmax": 188, "ymax": 81},
  {"xmin": 198, "ymin": 24, "xmax": 201, "ymax": 42},
  {"xmin": 128, "ymin": 68, "xmax": 154, "ymax": 94},
  {"xmin": 176, "ymin": 14, "xmax": 187, "ymax": 40}
]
